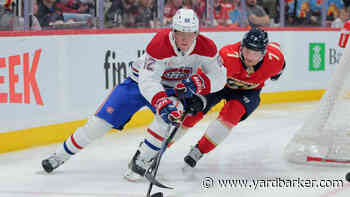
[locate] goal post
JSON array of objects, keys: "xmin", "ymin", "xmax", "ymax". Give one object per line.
[{"xmin": 284, "ymin": 25, "xmax": 350, "ymax": 166}]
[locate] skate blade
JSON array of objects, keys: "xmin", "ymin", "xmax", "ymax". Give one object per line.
[
  {"xmin": 123, "ymin": 169, "xmax": 145, "ymax": 182},
  {"xmin": 181, "ymin": 164, "xmax": 196, "ymax": 180}
]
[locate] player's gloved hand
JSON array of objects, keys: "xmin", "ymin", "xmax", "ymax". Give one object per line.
[
  {"xmin": 166, "ymin": 74, "xmax": 205, "ymax": 99},
  {"xmin": 270, "ymin": 73, "xmax": 282, "ymax": 81},
  {"xmin": 155, "ymin": 97, "xmax": 184, "ymax": 125},
  {"xmin": 184, "ymin": 94, "xmax": 207, "ymax": 115}
]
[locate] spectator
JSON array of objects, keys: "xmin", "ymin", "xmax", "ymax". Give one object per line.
[
  {"xmin": 135, "ymin": 0, "xmax": 157, "ymax": 27},
  {"xmin": 213, "ymin": 0, "xmax": 233, "ymax": 27},
  {"xmin": 0, "ymin": 0, "xmax": 41, "ymax": 30},
  {"xmin": 164, "ymin": 0, "xmax": 183, "ymax": 25},
  {"xmin": 309, "ymin": 0, "xmax": 344, "ymax": 25},
  {"xmin": 56, "ymin": 0, "xmax": 89, "ymax": 14},
  {"xmin": 16, "ymin": 0, "xmax": 41, "ymax": 30},
  {"xmin": 104, "ymin": 0, "xmax": 138, "ymax": 28},
  {"xmin": 229, "ymin": 0, "xmax": 249, "ymax": 27},
  {"xmin": 0, "ymin": 0, "xmax": 15, "ymax": 30},
  {"xmin": 192, "ymin": 0, "xmax": 206, "ymax": 21},
  {"xmin": 35, "ymin": 0, "xmax": 65, "ymax": 28},
  {"xmin": 274, "ymin": 0, "xmax": 297, "ymax": 26},
  {"xmin": 245, "ymin": 0, "xmax": 270, "ymax": 27},
  {"xmin": 56, "ymin": 0, "xmax": 94, "ymax": 25},
  {"xmin": 331, "ymin": 6, "xmax": 350, "ymax": 27},
  {"xmin": 294, "ymin": 0, "xmax": 313, "ymax": 25},
  {"xmin": 293, "ymin": 0, "xmax": 344, "ymax": 26}
]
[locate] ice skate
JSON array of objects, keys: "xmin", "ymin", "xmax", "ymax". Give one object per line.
[
  {"xmin": 42, "ymin": 153, "xmax": 69, "ymax": 173},
  {"xmin": 184, "ymin": 145, "xmax": 203, "ymax": 168},
  {"xmin": 124, "ymin": 150, "xmax": 153, "ymax": 182},
  {"xmin": 182, "ymin": 145, "xmax": 203, "ymax": 176}
]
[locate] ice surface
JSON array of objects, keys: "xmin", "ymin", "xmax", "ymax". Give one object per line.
[{"xmin": 0, "ymin": 102, "xmax": 349, "ymax": 197}]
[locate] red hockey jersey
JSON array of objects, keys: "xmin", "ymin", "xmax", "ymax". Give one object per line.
[{"xmin": 219, "ymin": 41, "xmax": 285, "ymax": 90}]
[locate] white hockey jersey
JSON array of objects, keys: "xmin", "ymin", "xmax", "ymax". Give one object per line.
[{"xmin": 130, "ymin": 29, "xmax": 227, "ymax": 106}]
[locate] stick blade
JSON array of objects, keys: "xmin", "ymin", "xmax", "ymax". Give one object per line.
[
  {"xmin": 145, "ymin": 172, "xmax": 173, "ymax": 189},
  {"xmin": 306, "ymin": 156, "xmax": 350, "ymax": 164}
]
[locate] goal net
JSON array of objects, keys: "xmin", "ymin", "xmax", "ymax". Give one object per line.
[{"xmin": 284, "ymin": 41, "xmax": 350, "ymax": 166}]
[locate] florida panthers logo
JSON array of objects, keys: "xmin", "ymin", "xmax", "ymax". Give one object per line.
[
  {"xmin": 162, "ymin": 67, "xmax": 192, "ymax": 81},
  {"xmin": 227, "ymin": 77, "xmax": 259, "ymax": 90}
]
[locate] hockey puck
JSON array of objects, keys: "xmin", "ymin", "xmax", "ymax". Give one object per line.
[
  {"xmin": 346, "ymin": 172, "xmax": 350, "ymax": 182},
  {"xmin": 150, "ymin": 192, "xmax": 163, "ymax": 197}
]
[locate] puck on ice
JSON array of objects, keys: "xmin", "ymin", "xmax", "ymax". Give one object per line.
[
  {"xmin": 346, "ymin": 172, "xmax": 350, "ymax": 182},
  {"xmin": 151, "ymin": 192, "xmax": 163, "ymax": 197}
]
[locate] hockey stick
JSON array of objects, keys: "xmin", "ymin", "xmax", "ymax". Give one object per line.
[
  {"xmin": 145, "ymin": 94, "xmax": 207, "ymax": 191},
  {"xmin": 145, "ymin": 91, "xmax": 207, "ymax": 196},
  {"xmin": 145, "ymin": 110, "xmax": 188, "ymax": 197},
  {"xmin": 145, "ymin": 123, "xmax": 180, "ymax": 195}
]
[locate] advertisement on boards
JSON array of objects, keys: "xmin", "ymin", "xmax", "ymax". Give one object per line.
[{"xmin": 0, "ymin": 31, "xmax": 343, "ymax": 132}]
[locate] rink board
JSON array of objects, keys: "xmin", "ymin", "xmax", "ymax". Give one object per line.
[
  {"xmin": 0, "ymin": 29, "xmax": 338, "ymax": 153},
  {"xmin": 0, "ymin": 89, "xmax": 325, "ymax": 153}
]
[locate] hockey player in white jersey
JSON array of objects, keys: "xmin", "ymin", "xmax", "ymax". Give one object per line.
[
  {"xmin": 41, "ymin": 8, "xmax": 226, "ymax": 174},
  {"xmin": 123, "ymin": 8, "xmax": 227, "ymax": 181}
]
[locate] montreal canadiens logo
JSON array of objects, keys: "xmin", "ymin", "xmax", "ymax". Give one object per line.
[{"xmin": 162, "ymin": 67, "xmax": 192, "ymax": 81}]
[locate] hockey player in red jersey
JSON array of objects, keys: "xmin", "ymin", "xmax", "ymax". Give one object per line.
[
  {"xmin": 124, "ymin": 8, "xmax": 227, "ymax": 181},
  {"xmin": 178, "ymin": 28, "xmax": 286, "ymax": 169}
]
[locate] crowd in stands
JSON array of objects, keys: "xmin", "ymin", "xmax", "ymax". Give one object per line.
[
  {"xmin": 0, "ymin": 0, "xmax": 95, "ymax": 30},
  {"xmin": 105, "ymin": 0, "xmax": 156, "ymax": 27},
  {"xmin": 281, "ymin": 0, "xmax": 347, "ymax": 26},
  {"xmin": 0, "ymin": 0, "xmax": 349, "ymax": 30}
]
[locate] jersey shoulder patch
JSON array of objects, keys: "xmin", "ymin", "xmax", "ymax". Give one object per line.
[
  {"xmin": 191, "ymin": 34, "xmax": 217, "ymax": 57},
  {"xmin": 262, "ymin": 42, "xmax": 285, "ymax": 74},
  {"xmin": 265, "ymin": 43, "xmax": 285, "ymax": 65},
  {"xmin": 219, "ymin": 42, "xmax": 240, "ymax": 58},
  {"xmin": 146, "ymin": 29, "xmax": 176, "ymax": 60}
]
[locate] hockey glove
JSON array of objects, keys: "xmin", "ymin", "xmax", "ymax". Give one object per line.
[
  {"xmin": 184, "ymin": 94, "xmax": 207, "ymax": 115},
  {"xmin": 155, "ymin": 97, "xmax": 184, "ymax": 125},
  {"xmin": 165, "ymin": 74, "xmax": 205, "ymax": 99}
]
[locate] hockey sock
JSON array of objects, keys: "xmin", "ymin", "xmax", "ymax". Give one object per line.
[
  {"xmin": 57, "ymin": 116, "xmax": 112, "ymax": 156},
  {"xmin": 197, "ymin": 119, "xmax": 231, "ymax": 154},
  {"xmin": 138, "ymin": 128, "xmax": 165, "ymax": 162}
]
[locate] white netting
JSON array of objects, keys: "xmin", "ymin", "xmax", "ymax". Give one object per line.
[{"xmin": 285, "ymin": 44, "xmax": 350, "ymax": 166}]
